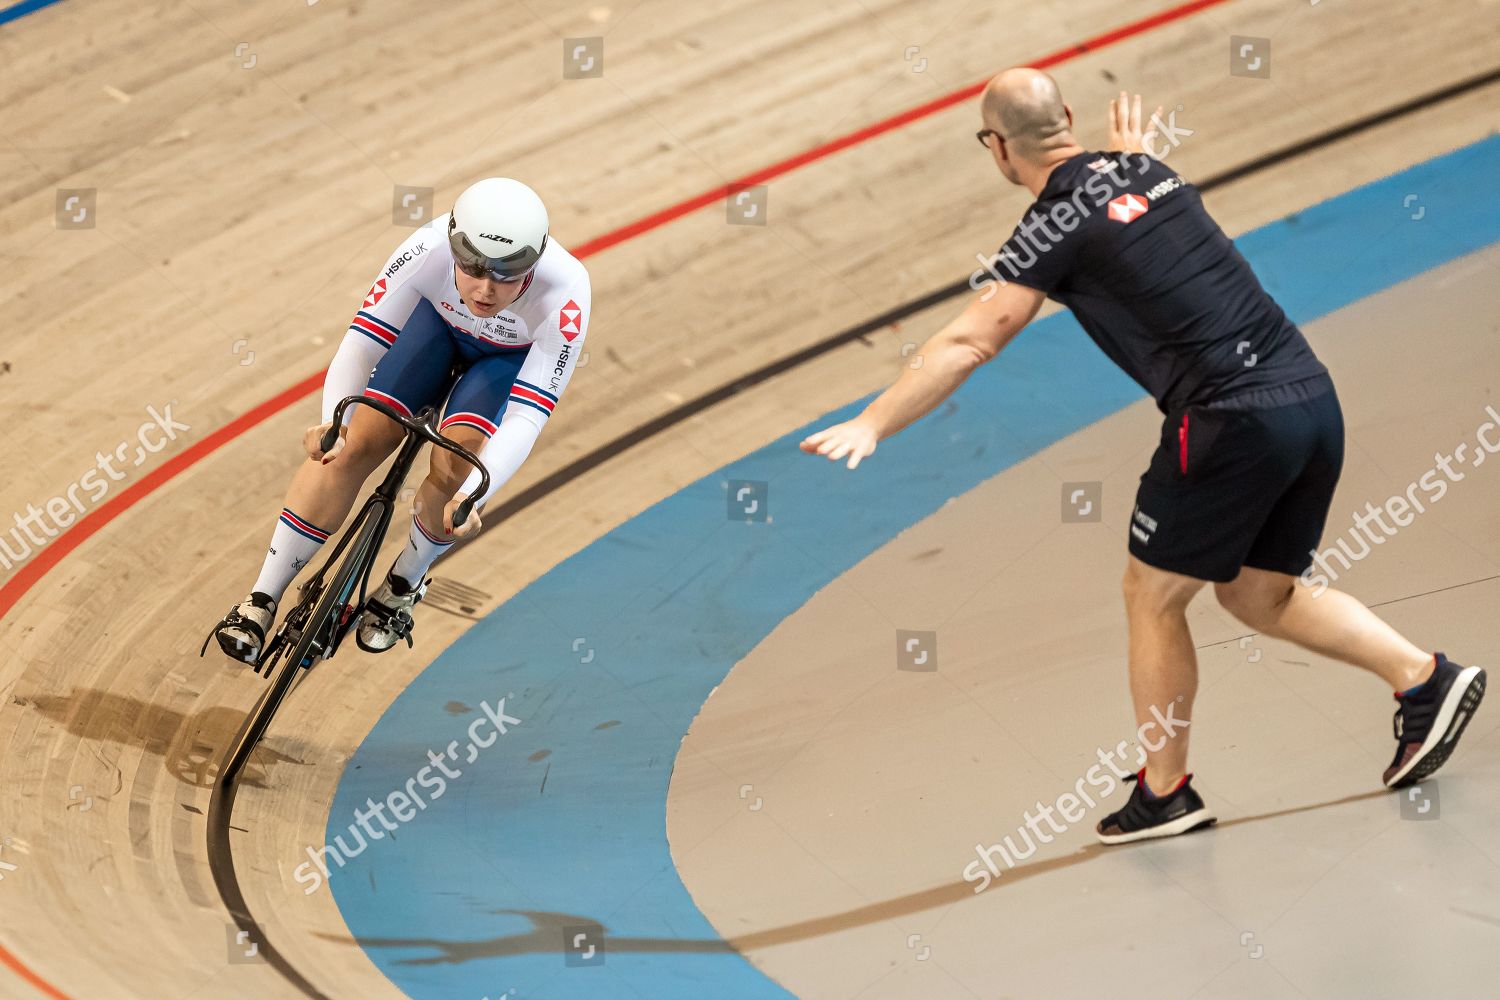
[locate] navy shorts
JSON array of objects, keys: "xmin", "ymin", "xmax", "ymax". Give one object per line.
[
  {"xmin": 1129, "ymin": 377, "xmax": 1344, "ymax": 583},
  {"xmin": 365, "ymin": 300, "xmax": 530, "ymax": 438}
]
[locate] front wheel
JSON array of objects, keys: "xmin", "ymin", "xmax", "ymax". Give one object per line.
[{"xmin": 215, "ymin": 506, "xmax": 386, "ymax": 789}]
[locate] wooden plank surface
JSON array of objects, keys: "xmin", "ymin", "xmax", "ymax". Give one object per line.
[{"xmin": 0, "ymin": 0, "xmax": 1495, "ymax": 995}]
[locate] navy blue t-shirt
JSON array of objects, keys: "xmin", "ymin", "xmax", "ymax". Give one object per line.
[{"xmin": 992, "ymin": 151, "xmax": 1327, "ymax": 412}]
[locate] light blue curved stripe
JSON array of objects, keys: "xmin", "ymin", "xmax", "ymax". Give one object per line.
[
  {"xmin": 0, "ymin": 0, "xmax": 65, "ymax": 27},
  {"xmin": 327, "ymin": 136, "xmax": 1500, "ymax": 999}
]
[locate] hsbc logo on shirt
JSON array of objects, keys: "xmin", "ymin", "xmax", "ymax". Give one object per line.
[
  {"xmin": 363, "ymin": 278, "xmax": 388, "ymax": 308},
  {"xmin": 1143, "ymin": 176, "xmax": 1185, "ymax": 201},
  {"xmin": 1109, "ymin": 176, "xmax": 1185, "ymax": 223},
  {"xmin": 383, "ymin": 242, "xmax": 427, "ymax": 279},
  {"xmin": 1107, "ymin": 193, "xmax": 1149, "ymax": 224},
  {"xmin": 550, "ymin": 342, "xmax": 572, "ymax": 393},
  {"xmin": 558, "ymin": 299, "xmax": 584, "ymax": 341}
]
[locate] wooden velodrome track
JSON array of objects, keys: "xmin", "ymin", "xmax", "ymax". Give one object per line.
[{"xmin": 1, "ymin": 0, "xmax": 1498, "ymax": 996}]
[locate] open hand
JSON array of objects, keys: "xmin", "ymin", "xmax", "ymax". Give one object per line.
[
  {"xmin": 799, "ymin": 419, "xmax": 879, "ymax": 470},
  {"xmin": 1107, "ymin": 91, "xmax": 1164, "ymax": 156}
]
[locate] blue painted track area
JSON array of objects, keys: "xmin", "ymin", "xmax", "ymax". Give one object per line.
[{"xmin": 327, "ymin": 137, "xmax": 1500, "ymax": 998}]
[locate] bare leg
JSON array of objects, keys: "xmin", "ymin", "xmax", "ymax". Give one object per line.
[
  {"xmin": 357, "ymin": 426, "xmax": 490, "ymax": 651},
  {"xmin": 221, "ymin": 407, "xmax": 411, "ymax": 655},
  {"xmin": 1122, "ymin": 555, "xmax": 1209, "ymax": 793},
  {"xmin": 1215, "ymin": 567, "xmax": 1433, "ymax": 691},
  {"xmin": 242, "ymin": 407, "xmax": 407, "ymax": 604},
  {"xmin": 386, "ymin": 425, "xmax": 488, "ymax": 586},
  {"xmin": 283, "ymin": 406, "xmax": 406, "ymax": 533},
  {"xmin": 413, "ymin": 424, "xmax": 486, "ymax": 539}
]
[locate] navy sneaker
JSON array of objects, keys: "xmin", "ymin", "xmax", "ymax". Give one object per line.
[
  {"xmin": 1096, "ymin": 770, "xmax": 1216, "ymax": 845},
  {"xmin": 1383, "ymin": 653, "xmax": 1485, "ymax": 789}
]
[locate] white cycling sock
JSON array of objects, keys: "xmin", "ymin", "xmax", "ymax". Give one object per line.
[
  {"xmin": 250, "ymin": 508, "xmax": 331, "ymax": 604},
  {"xmin": 389, "ymin": 511, "xmax": 453, "ymax": 587}
]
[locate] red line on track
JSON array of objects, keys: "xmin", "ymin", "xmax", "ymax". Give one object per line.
[
  {"xmin": 571, "ymin": 0, "xmax": 1233, "ymax": 259},
  {"xmin": 0, "ymin": 373, "xmax": 325, "ymax": 625},
  {"xmin": 0, "ymin": 944, "xmax": 71, "ymax": 1000},
  {"xmin": 0, "ymin": 2, "xmax": 1234, "ymax": 993}
]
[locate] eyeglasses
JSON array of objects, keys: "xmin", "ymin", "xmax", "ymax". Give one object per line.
[
  {"xmin": 447, "ymin": 224, "xmax": 545, "ymax": 283},
  {"xmin": 975, "ymin": 128, "xmax": 1003, "ymax": 150}
]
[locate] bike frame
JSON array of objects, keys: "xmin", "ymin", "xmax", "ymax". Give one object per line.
[{"xmin": 213, "ymin": 396, "xmax": 490, "ymax": 790}]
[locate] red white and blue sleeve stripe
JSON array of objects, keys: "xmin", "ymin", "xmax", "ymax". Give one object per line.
[
  {"xmin": 349, "ymin": 310, "xmax": 400, "ymax": 349},
  {"xmin": 508, "ymin": 379, "xmax": 558, "ymax": 419}
]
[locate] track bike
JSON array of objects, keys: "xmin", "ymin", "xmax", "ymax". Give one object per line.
[{"xmin": 202, "ymin": 395, "xmax": 490, "ymax": 788}]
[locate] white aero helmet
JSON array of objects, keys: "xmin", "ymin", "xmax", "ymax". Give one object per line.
[{"xmin": 447, "ymin": 177, "xmax": 549, "ymax": 282}]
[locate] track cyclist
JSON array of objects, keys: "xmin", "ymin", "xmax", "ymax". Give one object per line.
[{"xmin": 213, "ymin": 178, "xmax": 590, "ymax": 662}]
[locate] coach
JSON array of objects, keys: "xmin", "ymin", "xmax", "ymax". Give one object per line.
[{"xmin": 800, "ymin": 68, "xmax": 1484, "ymax": 843}]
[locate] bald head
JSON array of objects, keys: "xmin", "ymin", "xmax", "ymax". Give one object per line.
[{"xmin": 981, "ymin": 68, "xmax": 1074, "ymax": 159}]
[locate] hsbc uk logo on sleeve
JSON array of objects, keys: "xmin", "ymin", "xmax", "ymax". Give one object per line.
[
  {"xmin": 382, "ymin": 242, "xmax": 427, "ymax": 279},
  {"xmin": 558, "ymin": 299, "xmax": 584, "ymax": 341}
]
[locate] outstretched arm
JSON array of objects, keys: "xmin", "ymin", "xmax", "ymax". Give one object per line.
[{"xmin": 800, "ymin": 280, "xmax": 1045, "ymax": 468}]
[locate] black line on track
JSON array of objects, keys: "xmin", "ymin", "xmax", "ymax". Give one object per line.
[{"xmin": 205, "ymin": 66, "xmax": 1500, "ymax": 1000}]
